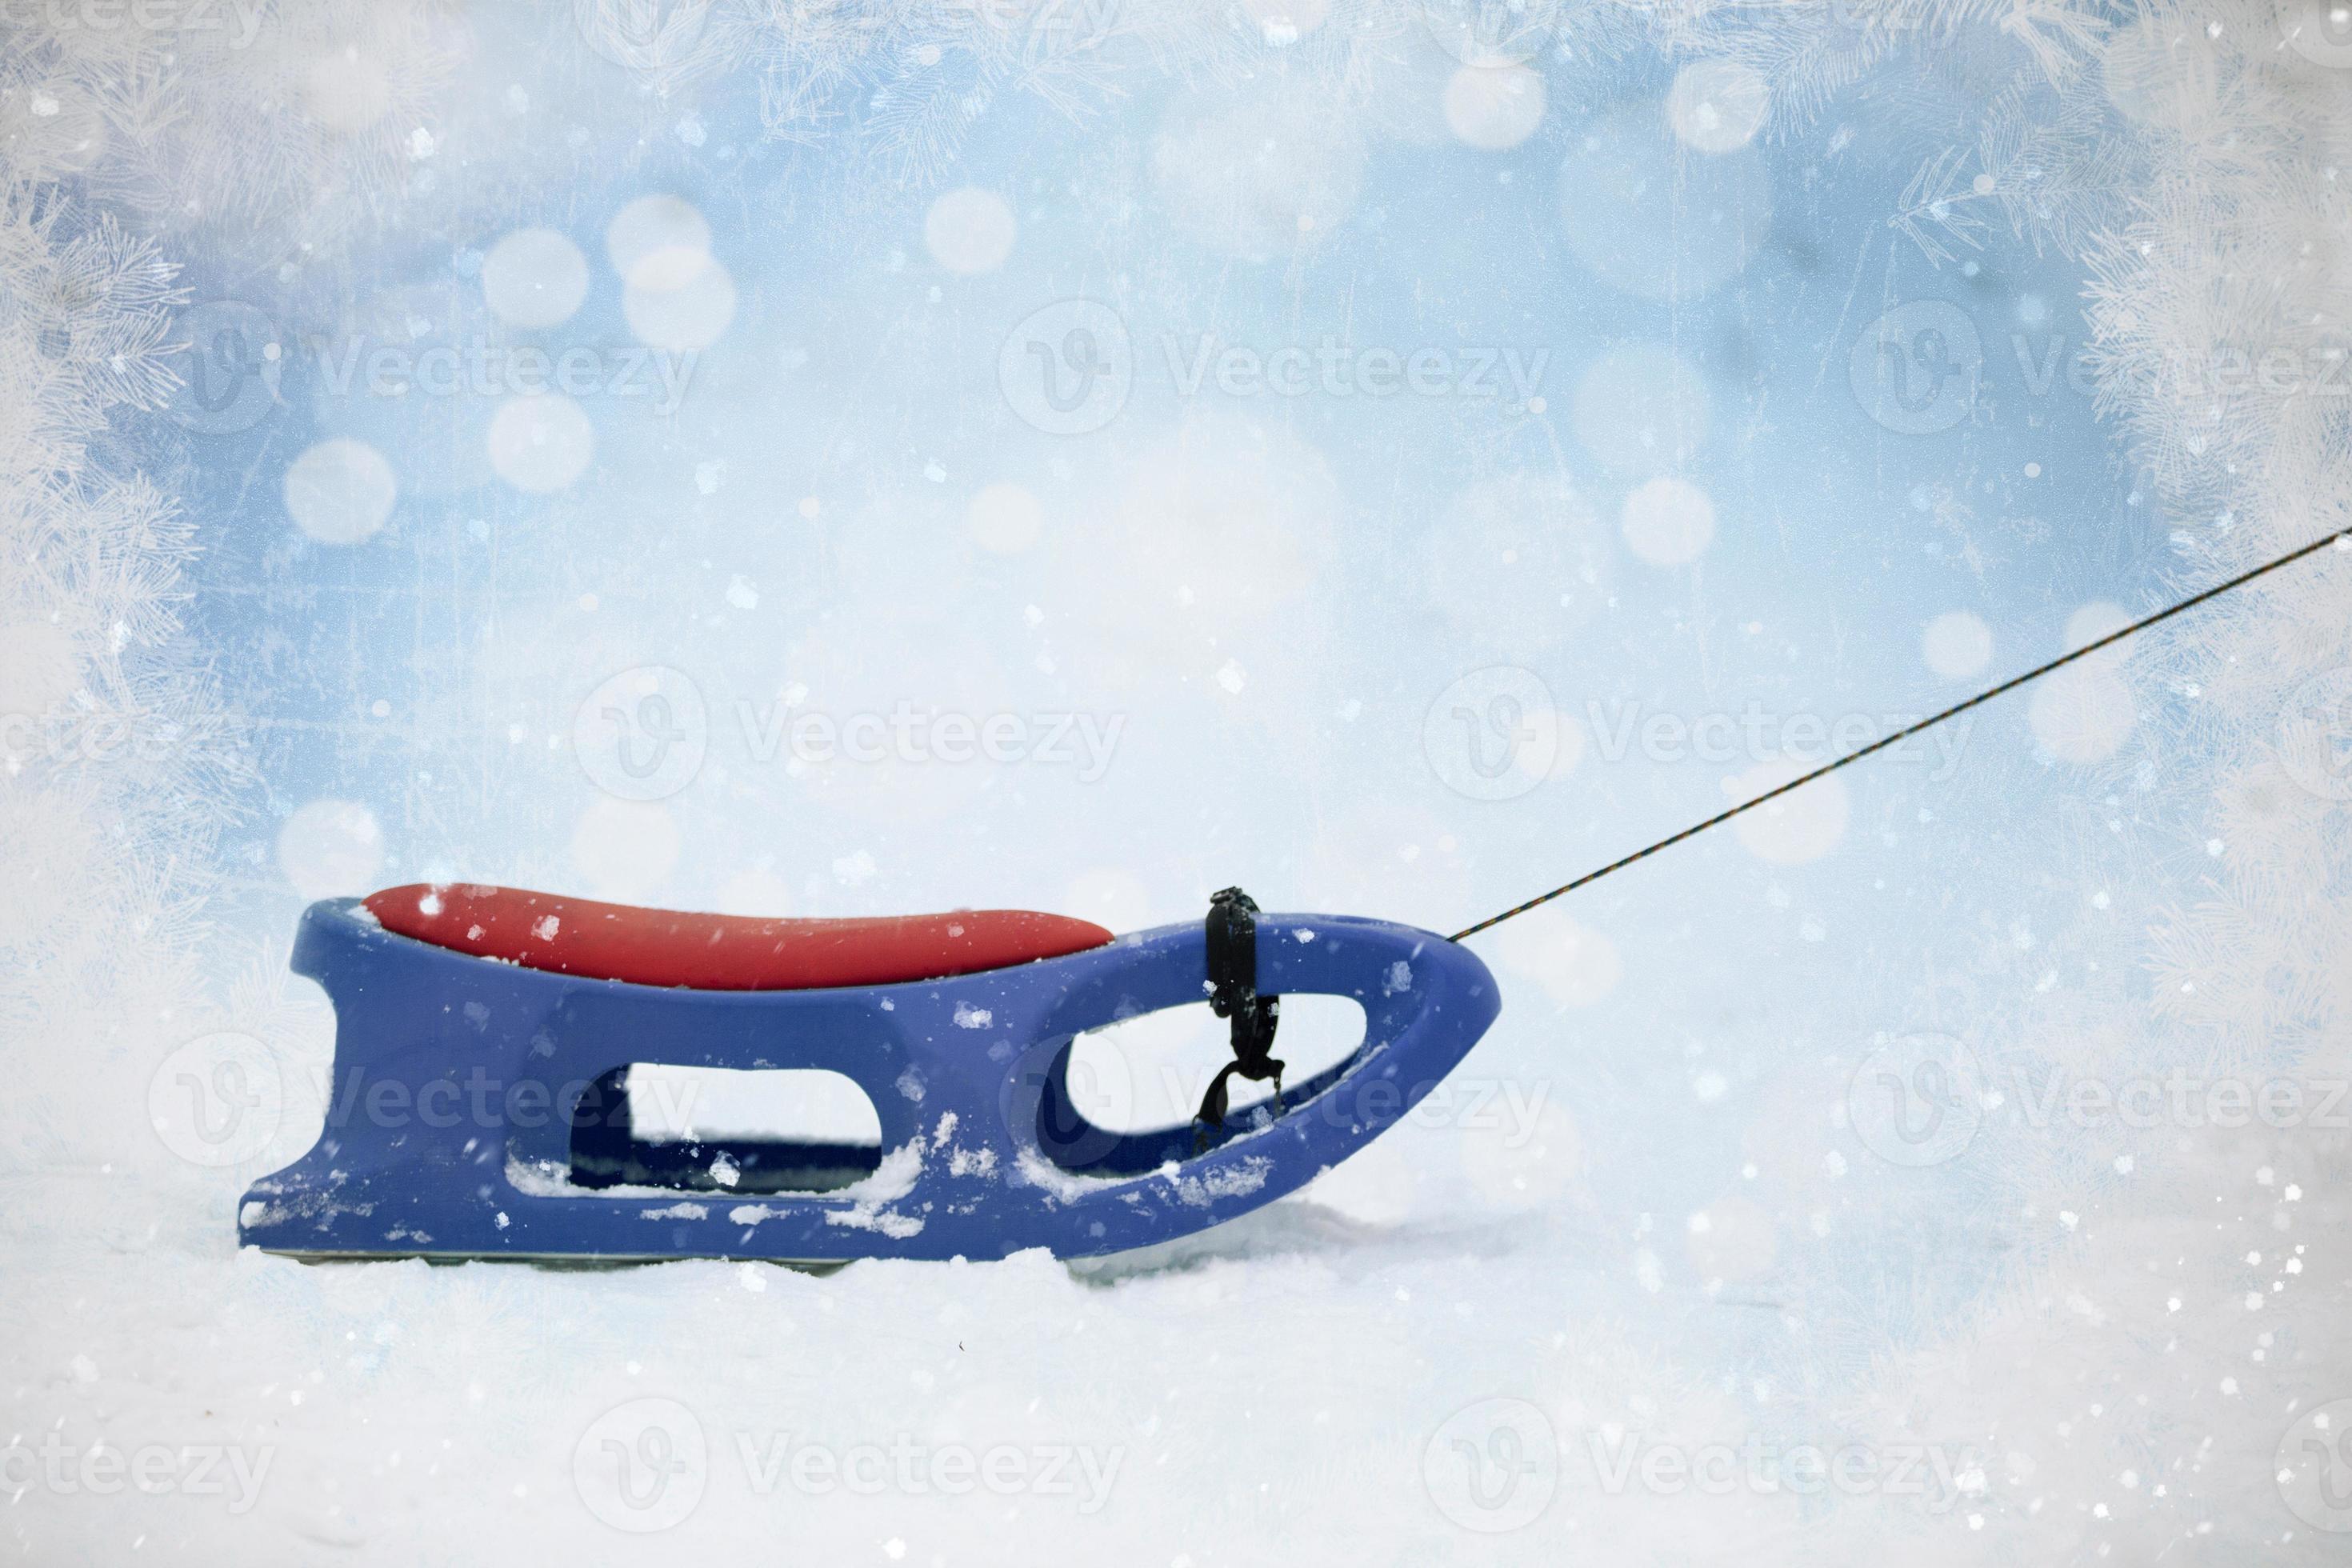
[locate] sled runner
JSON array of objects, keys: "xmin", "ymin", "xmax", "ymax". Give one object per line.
[{"xmin": 238, "ymin": 884, "xmax": 1502, "ymax": 1262}]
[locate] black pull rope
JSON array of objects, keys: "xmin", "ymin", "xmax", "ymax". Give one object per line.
[{"xmin": 1450, "ymin": 530, "xmax": 2352, "ymax": 945}]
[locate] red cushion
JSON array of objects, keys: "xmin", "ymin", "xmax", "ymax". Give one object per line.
[{"xmin": 362, "ymin": 883, "xmax": 1114, "ymax": 991}]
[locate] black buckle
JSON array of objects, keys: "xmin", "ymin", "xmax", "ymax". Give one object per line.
[{"xmin": 1196, "ymin": 886, "xmax": 1283, "ymax": 1145}]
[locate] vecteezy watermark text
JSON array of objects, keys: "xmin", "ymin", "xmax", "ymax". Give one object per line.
[
  {"xmin": 742, "ymin": 698, "xmax": 1126, "ymax": 785},
  {"xmin": 0, "ymin": 0, "xmax": 266, "ymax": 44},
  {"xmin": 1162, "ymin": 334, "xmax": 1550, "ymax": 403},
  {"xmin": 930, "ymin": 0, "xmax": 1120, "ymax": 38},
  {"xmin": 307, "ymin": 335, "xmax": 697, "ymax": 416},
  {"xmin": 573, "ymin": 1398, "xmax": 1122, "ymax": 1532},
  {"xmin": 2, "ymin": 707, "xmax": 252, "ymax": 771},
  {"xmin": 1422, "ymin": 1396, "xmax": 1985, "ymax": 1534},
  {"xmin": 147, "ymin": 1029, "xmax": 735, "ymax": 1168},
  {"xmin": 0, "ymin": 1436, "xmax": 273, "ymax": 1514},
  {"xmin": 166, "ymin": 301, "xmax": 702, "ymax": 434},
  {"xmin": 1423, "ymin": 664, "xmax": 1977, "ymax": 803},
  {"xmin": 1848, "ymin": 1030, "xmax": 2352, "ymax": 1170},
  {"xmin": 571, "ymin": 667, "xmax": 1130, "ymax": 801},
  {"xmin": 1046, "ymin": 1058, "xmax": 1556, "ymax": 1163},
  {"xmin": 997, "ymin": 300, "xmax": 1550, "ymax": 434},
  {"xmin": 1415, "ymin": 0, "xmax": 1561, "ymax": 66},
  {"xmin": 1581, "ymin": 1428, "xmax": 1984, "ymax": 1511},
  {"xmin": 2005, "ymin": 1069, "xmax": 2350, "ymax": 1133},
  {"xmin": 734, "ymin": 1432, "xmax": 1120, "ymax": 1510},
  {"xmin": 1852, "ymin": 298, "xmax": 2352, "ymax": 435},
  {"xmin": 1583, "ymin": 699, "xmax": 1972, "ymax": 778}
]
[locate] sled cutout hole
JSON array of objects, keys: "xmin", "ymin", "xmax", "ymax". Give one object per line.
[
  {"xmin": 1061, "ymin": 994, "xmax": 1367, "ymax": 1135},
  {"xmin": 569, "ymin": 1066, "xmax": 882, "ymax": 1196},
  {"xmin": 626, "ymin": 1064, "xmax": 882, "ymax": 1144}
]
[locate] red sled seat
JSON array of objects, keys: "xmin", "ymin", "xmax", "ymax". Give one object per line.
[{"xmin": 362, "ymin": 883, "xmax": 1115, "ymax": 992}]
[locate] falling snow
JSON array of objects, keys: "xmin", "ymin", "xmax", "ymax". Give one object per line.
[{"xmin": 3, "ymin": 2, "xmax": 2348, "ymax": 1563}]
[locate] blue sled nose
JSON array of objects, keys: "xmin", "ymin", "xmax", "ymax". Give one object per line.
[{"xmin": 239, "ymin": 900, "xmax": 1501, "ymax": 1262}]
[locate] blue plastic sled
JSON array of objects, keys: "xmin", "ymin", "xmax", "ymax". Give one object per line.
[{"xmin": 238, "ymin": 899, "xmax": 1502, "ymax": 1262}]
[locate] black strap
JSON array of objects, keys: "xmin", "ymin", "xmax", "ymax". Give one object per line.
[{"xmin": 1196, "ymin": 886, "xmax": 1283, "ymax": 1135}]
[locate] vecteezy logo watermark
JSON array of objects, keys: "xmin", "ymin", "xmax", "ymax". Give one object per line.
[
  {"xmin": 1585, "ymin": 700, "xmax": 1971, "ymax": 778},
  {"xmin": 1822, "ymin": 0, "xmax": 1930, "ymax": 39},
  {"xmin": 573, "ymin": 670, "xmax": 1126, "ymax": 794},
  {"xmin": 734, "ymin": 1433, "xmax": 1122, "ymax": 1510},
  {"xmin": 1415, "ymin": 0, "xmax": 1559, "ymax": 66},
  {"xmin": 2278, "ymin": 668, "xmax": 2352, "ymax": 801},
  {"xmin": 148, "ymin": 1031, "xmax": 284, "ymax": 1167},
  {"xmin": 1425, "ymin": 666, "xmax": 1558, "ymax": 802},
  {"xmin": 574, "ymin": 0, "xmax": 711, "ymax": 72},
  {"xmin": 0, "ymin": 0, "xmax": 266, "ymax": 45},
  {"xmin": 1006, "ymin": 1030, "xmax": 1138, "ymax": 1169},
  {"xmin": 1424, "ymin": 681, "xmax": 1975, "ymax": 802},
  {"xmin": 178, "ymin": 1058, "xmax": 728, "ymax": 1176},
  {"xmin": 2002, "ymin": 1069, "xmax": 2350, "ymax": 1132},
  {"xmin": 298, "ymin": 1062, "xmax": 704, "ymax": 1141},
  {"xmin": 745, "ymin": 698, "xmax": 1126, "ymax": 784},
  {"xmin": 1581, "ymin": 1430, "xmax": 1983, "ymax": 1510},
  {"xmin": 1850, "ymin": 302, "xmax": 1984, "ymax": 435},
  {"xmin": 931, "ymin": 0, "xmax": 1120, "ymax": 40},
  {"xmin": 999, "ymin": 299, "xmax": 1132, "ymax": 435},
  {"xmin": 1852, "ymin": 300, "xmax": 2352, "ymax": 436},
  {"xmin": 572, "ymin": 1402, "xmax": 1122, "ymax": 1531},
  {"xmin": 1162, "ymin": 334, "xmax": 1548, "ymax": 404},
  {"xmin": 575, "ymin": 666, "xmax": 707, "ymax": 801},
  {"xmin": 1425, "ymin": 1398, "xmax": 1558, "ymax": 1532},
  {"xmin": 1039, "ymin": 1046, "xmax": 1555, "ymax": 1164},
  {"xmin": 2277, "ymin": 1398, "xmax": 2352, "ymax": 1533},
  {"xmin": 0, "ymin": 1437, "xmax": 274, "ymax": 1513},
  {"xmin": 2, "ymin": 707, "xmax": 253, "ymax": 772},
  {"xmin": 2281, "ymin": 0, "xmax": 2352, "ymax": 68},
  {"xmin": 165, "ymin": 302, "xmax": 698, "ymax": 434},
  {"xmin": 575, "ymin": 1398, "xmax": 709, "ymax": 1533},
  {"xmin": 1847, "ymin": 1032, "xmax": 1990, "ymax": 1167},
  {"xmin": 166, "ymin": 302, "xmax": 283, "ymax": 435},
  {"xmin": 307, "ymin": 335, "xmax": 696, "ymax": 416}
]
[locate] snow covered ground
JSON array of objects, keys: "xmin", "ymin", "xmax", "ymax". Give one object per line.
[{"xmin": 5, "ymin": 2, "xmax": 2351, "ymax": 1562}]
